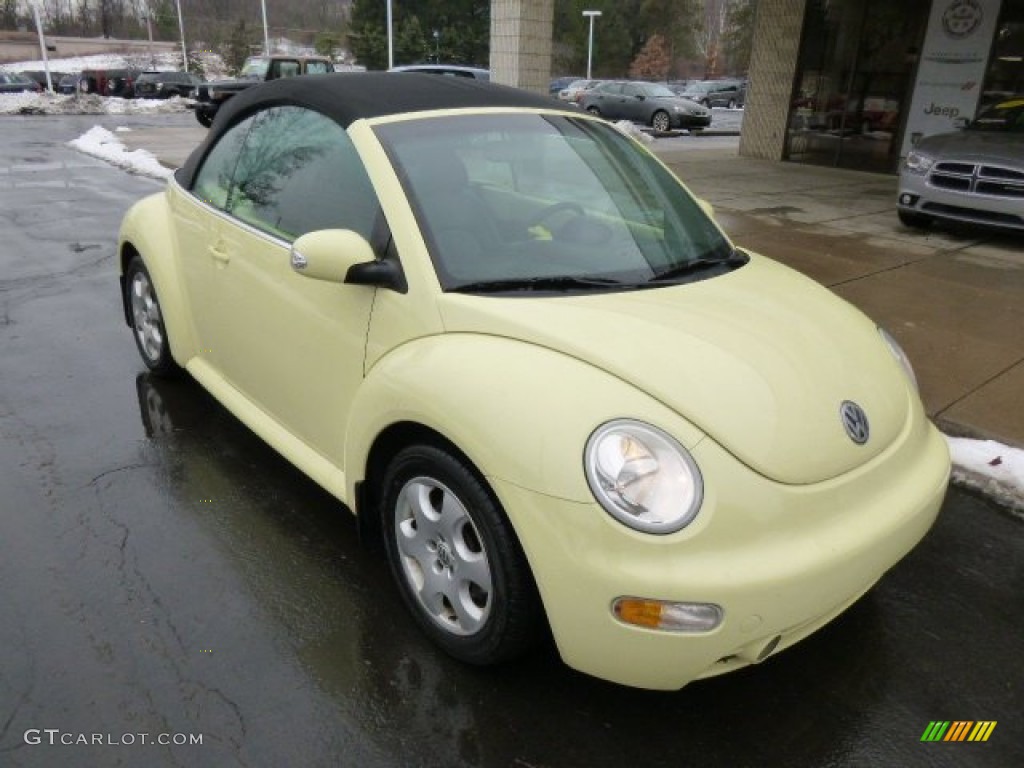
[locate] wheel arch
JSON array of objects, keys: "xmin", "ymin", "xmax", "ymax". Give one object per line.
[
  {"xmin": 345, "ymin": 333, "xmax": 705, "ymax": 539},
  {"xmin": 357, "ymin": 421, "xmax": 490, "ymax": 547},
  {"xmin": 118, "ymin": 192, "xmax": 198, "ymax": 366}
]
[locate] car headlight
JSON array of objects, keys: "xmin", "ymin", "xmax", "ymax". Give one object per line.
[
  {"xmin": 879, "ymin": 327, "xmax": 918, "ymax": 391},
  {"xmin": 584, "ymin": 420, "xmax": 703, "ymax": 534},
  {"xmin": 904, "ymin": 149, "xmax": 935, "ymax": 174}
]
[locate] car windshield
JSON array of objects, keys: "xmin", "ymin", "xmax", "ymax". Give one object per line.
[
  {"xmin": 241, "ymin": 58, "xmax": 269, "ymax": 78},
  {"xmin": 968, "ymin": 99, "xmax": 1024, "ymax": 133},
  {"xmin": 374, "ymin": 114, "xmax": 734, "ymax": 293}
]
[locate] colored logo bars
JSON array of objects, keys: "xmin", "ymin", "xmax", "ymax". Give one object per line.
[{"xmin": 921, "ymin": 721, "xmax": 997, "ymax": 742}]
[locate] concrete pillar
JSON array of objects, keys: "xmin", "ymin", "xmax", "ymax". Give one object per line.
[
  {"xmin": 739, "ymin": 0, "xmax": 807, "ymax": 160},
  {"xmin": 490, "ymin": 0, "xmax": 554, "ymax": 94}
]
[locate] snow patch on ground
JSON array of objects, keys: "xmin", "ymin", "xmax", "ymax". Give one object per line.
[
  {"xmin": 1, "ymin": 92, "xmax": 189, "ymax": 116},
  {"xmin": 68, "ymin": 126, "xmax": 172, "ymax": 180},
  {"xmin": 2, "ymin": 51, "xmax": 229, "ymax": 81},
  {"xmin": 614, "ymin": 119, "xmax": 654, "ymax": 144},
  {"xmin": 947, "ymin": 437, "xmax": 1024, "ymax": 517}
]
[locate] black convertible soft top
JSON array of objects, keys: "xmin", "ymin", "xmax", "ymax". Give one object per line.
[{"xmin": 177, "ymin": 72, "xmax": 561, "ymax": 188}]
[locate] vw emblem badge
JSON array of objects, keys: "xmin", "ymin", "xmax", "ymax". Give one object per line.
[{"xmin": 840, "ymin": 401, "xmax": 870, "ymax": 445}]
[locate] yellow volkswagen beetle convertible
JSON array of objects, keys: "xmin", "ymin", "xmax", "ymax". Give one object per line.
[{"xmin": 118, "ymin": 73, "xmax": 950, "ymax": 690}]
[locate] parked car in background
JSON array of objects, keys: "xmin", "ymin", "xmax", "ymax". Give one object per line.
[
  {"xmin": 580, "ymin": 80, "xmax": 711, "ymax": 132},
  {"xmin": 189, "ymin": 55, "xmax": 335, "ymax": 127},
  {"xmin": 898, "ymin": 97, "xmax": 1024, "ymax": 232},
  {"xmin": 557, "ymin": 78, "xmax": 602, "ymax": 104},
  {"xmin": 58, "ymin": 73, "xmax": 80, "ymax": 94},
  {"xmin": 677, "ymin": 79, "xmax": 746, "ymax": 108},
  {"xmin": 134, "ymin": 71, "xmax": 204, "ymax": 99},
  {"xmin": 389, "ymin": 64, "xmax": 490, "ymax": 80},
  {"xmin": 117, "ymin": 71, "xmax": 948, "ymax": 691},
  {"xmin": 549, "ymin": 75, "xmax": 580, "ymax": 97},
  {"xmin": 19, "ymin": 70, "xmax": 68, "ymax": 91},
  {"xmin": 79, "ymin": 68, "xmax": 141, "ymax": 98},
  {"xmin": 0, "ymin": 71, "xmax": 42, "ymax": 93}
]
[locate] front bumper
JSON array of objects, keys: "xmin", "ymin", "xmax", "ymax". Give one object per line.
[
  {"xmin": 495, "ymin": 404, "xmax": 949, "ymax": 690},
  {"xmin": 898, "ymin": 169, "xmax": 1024, "ymax": 231},
  {"xmin": 674, "ymin": 113, "xmax": 712, "ymax": 130}
]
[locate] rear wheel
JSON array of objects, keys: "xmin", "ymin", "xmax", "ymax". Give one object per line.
[
  {"xmin": 651, "ymin": 110, "xmax": 671, "ymax": 133},
  {"xmin": 381, "ymin": 444, "xmax": 542, "ymax": 665},
  {"xmin": 898, "ymin": 209, "xmax": 933, "ymax": 230},
  {"xmin": 126, "ymin": 256, "xmax": 179, "ymax": 376},
  {"xmin": 586, "ymin": 106, "xmax": 601, "ymax": 117},
  {"xmin": 195, "ymin": 110, "xmax": 213, "ymax": 128}
]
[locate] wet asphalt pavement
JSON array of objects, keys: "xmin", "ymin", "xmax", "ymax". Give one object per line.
[{"xmin": 1, "ymin": 115, "xmax": 1022, "ymax": 768}]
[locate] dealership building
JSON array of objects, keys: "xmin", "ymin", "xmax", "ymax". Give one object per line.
[
  {"xmin": 740, "ymin": 0, "xmax": 1023, "ymax": 172},
  {"xmin": 494, "ymin": 0, "xmax": 1022, "ymax": 174}
]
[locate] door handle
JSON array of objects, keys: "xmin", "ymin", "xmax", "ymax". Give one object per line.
[{"xmin": 208, "ymin": 243, "xmax": 230, "ymax": 265}]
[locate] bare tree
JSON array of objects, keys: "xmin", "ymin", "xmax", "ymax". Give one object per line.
[{"xmin": 694, "ymin": 0, "xmax": 729, "ymax": 78}]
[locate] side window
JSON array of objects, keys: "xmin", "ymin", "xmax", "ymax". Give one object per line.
[
  {"xmin": 305, "ymin": 61, "xmax": 330, "ymax": 74},
  {"xmin": 270, "ymin": 60, "xmax": 300, "ymax": 78},
  {"xmin": 191, "ymin": 114, "xmax": 258, "ymax": 210},
  {"xmin": 228, "ymin": 106, "xmax": 381, "ymax": 242}
]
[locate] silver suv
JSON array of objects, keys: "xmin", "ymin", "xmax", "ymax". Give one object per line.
[{"xmin": 898, "ymin": 98, "xmax": 1024, "ymax": 232}]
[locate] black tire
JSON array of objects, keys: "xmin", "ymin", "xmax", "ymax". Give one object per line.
[
  {"xmin": 380, "ymin": 444, "xmax": 543, "ymax": 665},
  {"xmin": 586, "ymin": 106, "xmax": 601, "ymax": 117},
  {"xmin": 898, "ymin": 209, "xmax": 933, "ymax": 230},
  {"xmin": 651, "ymin": 110, "xmax": 671, "ymax": 133},
  {"xmin": 196, "ymin": 110, "xmax": 213, "ymax": 128},
  {"xmin": 125, "ymin": 256, "xmax": 179, "ymax": 377}
]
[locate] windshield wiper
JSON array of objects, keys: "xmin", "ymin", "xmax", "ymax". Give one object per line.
[
  {"xmin": 450, "ymin": 275, "xmax": 625, "ymax": 294},
  {"xmin": 648, "ymin": 251, "xmax": 748, "ymax": 283}
]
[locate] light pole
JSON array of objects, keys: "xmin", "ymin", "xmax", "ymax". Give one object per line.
[
  {"xmin": 143, "ymin": 4, "xmax": 154, "ymax": 68},
  {"xmin": 29, "ymin": 1, "xmax": 53, "ymax": 92},
  {"xmin": 582, "ymin": 10, "xmax": 602, "ymax": 80},
  {"xmin": 175, "ymin": 0, "xmax": 188, "ymax": 72},
  {"xmin": 433, "ymin": 30, "xmax": 440, "ymax": 64},
  {"xmin": 387, "ymin": 0, "xmax": 394, "ymax": 69},
  {"xmin": 260, "ymin": 0, "xmax": 270, "ymax": 56}
]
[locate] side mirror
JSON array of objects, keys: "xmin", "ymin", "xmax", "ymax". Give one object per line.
[
  {"xmin": 953, "ymin": 117, "xmax": 970, "ymax": 130},
  {"xmin": 290, "ymin": 229, "xmax": 407, "ymax": 292},
  {"xmin": 290, "ymin": 229, "xmax": 375, "ymax": 284}
]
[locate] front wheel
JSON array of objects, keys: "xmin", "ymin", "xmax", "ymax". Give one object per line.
[
  {"xmin": 126, "ymin": 256, "xmax": 179, "ymax": 376},
  {"xmin": 381, "ymin": 444, "xmax": 542, "ymax": 665},
  {"xmin": 586, "ymin": 106, "xmax": 601, "ymax": 116},
  {"xmin": 195, "ymin": 110, "xmax": 213, "ymax": 128},
  {"xmin": 651, "ymin": 110, "xmax": 671, "ymax": 133}
]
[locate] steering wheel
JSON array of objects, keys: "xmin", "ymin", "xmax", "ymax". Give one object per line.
[{"xmin": 525, "ymin": 202, "xmax": 585, "ymax": 231}]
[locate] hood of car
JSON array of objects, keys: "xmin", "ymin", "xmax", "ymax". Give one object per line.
[
  {"xmin": 437, "ymin": 254, "xmax": 911, "ymax": 485},
  {"xmin": 657, "ymin": 96, "xmax": 705, "ymax": 110},
  {"xmin": 916, "ymin": 130, "xmax": 1023, "ymax": 166}
]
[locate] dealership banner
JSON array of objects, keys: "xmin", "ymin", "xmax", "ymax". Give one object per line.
[{"xmin": 901, "ymin": 0, "xmax": 1003, "ymax": 156}]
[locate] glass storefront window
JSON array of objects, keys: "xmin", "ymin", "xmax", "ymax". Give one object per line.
[
  {"xmin": 786, "ymin": 0, "xmax": 930, "ymax": 172},
  {"xmin": 982, "ymin": 2, "xmax": 1024, "ymax": 110}
]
